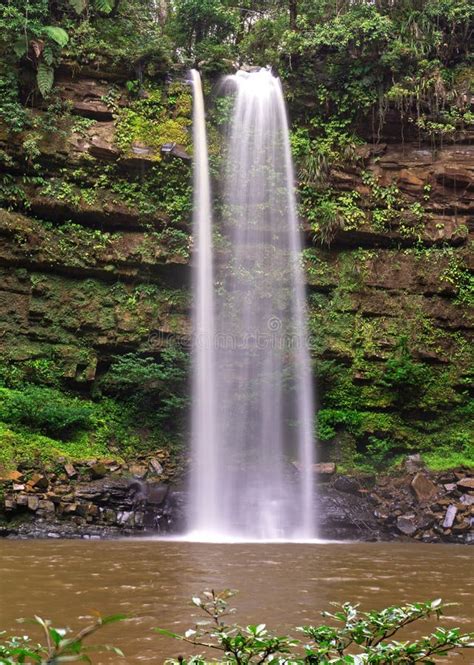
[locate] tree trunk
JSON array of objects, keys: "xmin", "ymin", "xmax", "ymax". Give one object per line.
[{"xmin": 289, "ymin": 0, "xmax": 297, "ymax": 30}]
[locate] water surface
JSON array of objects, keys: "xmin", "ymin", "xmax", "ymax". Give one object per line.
[{"xmin": 0, "ymin": 541, "xmax": 472, "ymax": 663}]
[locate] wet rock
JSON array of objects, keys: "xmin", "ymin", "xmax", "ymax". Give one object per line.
[
  {"xmin": 0, "ymin": 470, "xmax": 23, "ymax": 482},
  {"xmin": 145, "ymin": 483, "xmax": 169, "ymax": 506},
  {"xmin": 117, "ymin": 511, "xmax": 134, "ymax": 526},
  {"xmin": 396, "ymin": 514, "xmax": 418, "ymax": 535},
  {"xmin": 148, "ymin": 458, "xmax": 164, "ymax": 476},
  {"xmin": 411, "ymin": 473, "xmax": 438, "ymax": 503},
  {"xmin": 452, "ymin": 521, "xmax": 470, "ymax": 533},
  {"xmin": 333, "ymin": 475, "xmax": 360, "ymax": 494},
  {"xmin": 313, "ymin": 463, "xmax": 336, "ymax": 476},
  {"xmin": 134, "ymin": 512, "xmax": 144, "ymax": 527},
  {"xmin": 442, "ymin": 505, "xmax": 457, "ymax": 529},
  {"xmin": 103, "ymin": 509, "xmax": 117, "ymax": 524},
  {"xmin": 444, "ymin": 483, "xmax": 457, "ymax": 492},
  {"xmin": 38, "ymin": 499, "xmax": 55, "ymax": 514},
  {"xmin": 457, "ymin": 477, "xmax": 474, "ymax": 490},
  {"xmin": 27, "ymin": 496, "xmax": 39, "ymax": 511},
  {"xmin": 129, "ymin": 464, "xmax": 147, "ymax": 479},
  {"xmin": 64, "ymin": 463, "xmax": 78, "ymax": 479},
  {"xmin": 27, "ymin": 474, "xmax": 48, "ymax": 491},
  {"xmin": 90, "ymin": 463, "xmax": 108, "ymax": 479}
]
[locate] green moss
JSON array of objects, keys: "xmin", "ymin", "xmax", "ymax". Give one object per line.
[
  {"xmin": 114, "ymin": 82, "xmax": 192, "ymax": 160},
  {"xmin": 424, "ymin": 449, "xmax": 474, "ymax": 471},
  {"xmin": 0, "ymin": 423, "xmax": 111, "ymax": 470}
]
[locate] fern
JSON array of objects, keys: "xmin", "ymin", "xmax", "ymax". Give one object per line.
[
  {"xmin": 37, "ymin": 63, "xmax": 54, "ymax": 97},
  {"xmin": 43, "ymin": 45, "xmax": 54, "ymax": 66},
  {"xmin": 95, "ymin": 0, "xmax": 114, "ymax": 14},
  {"xmin": 43, "ymin": 26, "xmax": 69, "ymax": 48}
]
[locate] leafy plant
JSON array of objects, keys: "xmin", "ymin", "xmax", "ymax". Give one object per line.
[
  {"xmin": 159, "ymin": 591, "xmax": 474, "ymax": 664},
  {"xmin": 100, "ymin": 346, "xmax": 190, "ymax": 429},
  {"xmin": 0, "ymin": 385, "xmax": 94, "ymax": 439},
  {"xmin": 380, "ymin": 337, "xmax": 432, "ymax": 407},
  {"xmin": 0, "ymin": 613, "xmax": 124, "ymax": 664}
]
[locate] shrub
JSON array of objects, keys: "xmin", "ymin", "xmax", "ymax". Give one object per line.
[
  {"xmin": 159, "ymin": 591, "xmax": 474, "ymax": 664},
  {"xmin": 0, "ymin": 614, "xmax": 124, "ymax": 664},
  {"xmin": 0, "ymin": 385, "xmax": 94, "ymax": 439},
  {"xmin": 100, "ymin": 346, "xmax": 189, "ymax": 429}
]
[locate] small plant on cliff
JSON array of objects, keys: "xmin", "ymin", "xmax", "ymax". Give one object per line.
[
  {"xmin": 380, "ymin": 337, "xmax": 432, "ymax": 408},
  {"xmin": 159, "ymin": 591, "xmax": 474, "ymax": 664}
]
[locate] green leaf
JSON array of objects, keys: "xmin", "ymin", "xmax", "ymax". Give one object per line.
[
  {"xmin": 43, "ymin": 26, "xmax": 69, "ymax": 48},
  {"xmin": 36, "ymin": 63, "xmax": 54, "ymax": 97},
  {"xmin": 13, "ymin": 38, "xmax": 28, "ymax": 58},
  {"xmin": 95, "ymin": 0, "xmax": 114, "ymax": 14},
  {"xmin": 154, "ymin": 628, "xmax": 182, "ymax": 639},
  {"xmin": 99, "ymin": 614, "xmax": 127, "ymax": 626},
  {"xmin": 43, "ymin": 45, "xmax": 54, "ymax": 66}
]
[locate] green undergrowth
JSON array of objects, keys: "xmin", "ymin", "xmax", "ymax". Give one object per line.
[
  {"xmin": 0, "ymin": 375, "xmax": 186, "ymax": 472},
  {"xmin": 0, "ymin": 342, "xmax": 189, "ymax": 471}
]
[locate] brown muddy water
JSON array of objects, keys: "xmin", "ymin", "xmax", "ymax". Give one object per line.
[{"xmin": 0, "ymin": 540, "xmax": 473, "ymax": 664}]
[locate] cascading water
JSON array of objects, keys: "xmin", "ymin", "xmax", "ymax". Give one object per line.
[
  {"xmin": 188, "ymin": 70, "xmax": 219, "ymax": 532},
  {"xmin": 189, "ymin": 68, "xmax": 316, "ymax": 541}
]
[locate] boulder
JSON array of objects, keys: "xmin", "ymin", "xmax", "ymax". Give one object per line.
[
  {"xmin": 442, "ymin": 505, "xmax": 457, "ymax": 529},
  {"xmin": 27, "ymin": 496, "xmax": 39, "ymax": 511},
  {"xmin": 313, "ymin": 463, "xmax": 336, "ymax": 476},
  {"xmin": 27, "ymin": 473, "xmax": 49, "ymax": 491},
  {"xmin": 333, "ymin": 475, "xmax": 360, "ymax": 494},
  {"xmin": 396, "ymin": 514, "xmax": 418, "ymax": 536},
  {"xmin": 0, "ymin": 470, "xmax": 23, "ymax": 482},
  {"xmin": 411, "ymin": 473, "xmax": 438, "ymax": 503},
  {"xmin": 38, "ymin": 499, "xmax": 55, "ymax": 514},
  {"xmin": 456, "ymin": 477, "xmax": 474, "ymax": 490},
  {"xmin": 89, "ymin": 463, "xmax": 108, "ymax": 479},
  {"xmin": 64, "ymin": 463, "xmax": 78, "ymax": 478},
  {"xmin": 148, "ymin": 458, "xmax": 164, "ymax": 476},
  {"xmin": 129, "ymin": 464, "xmax": 147, "ymax": 479}
]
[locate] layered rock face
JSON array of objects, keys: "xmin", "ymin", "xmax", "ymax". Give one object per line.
[
  {"xmin": 0, "ymin": 66, "xmax": 472, "ymax": 539},
  {"xmin": 0, "ymin": 70, "xmax": 192, "ymax": 386}
]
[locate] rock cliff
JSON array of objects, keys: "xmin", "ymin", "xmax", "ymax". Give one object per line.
[{"xmin": 0, "ymin": 62, "xmax": 472, "ymax": 538}]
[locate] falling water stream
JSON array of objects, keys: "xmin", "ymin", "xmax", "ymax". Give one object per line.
[{"xmin": 189, "ymin": 68, "xmax": 315, "ymax": 541}]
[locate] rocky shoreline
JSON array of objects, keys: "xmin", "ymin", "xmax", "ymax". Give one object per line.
[{"xmin": 0, "ymin": 456, "xmax": 472, "ymax": 543}]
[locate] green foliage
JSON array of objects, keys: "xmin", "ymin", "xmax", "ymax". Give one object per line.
[
  {"xmin": 42, "ymin": 26, "xmax": 69, "ymax": 48},
  {"xmin": 160, "ymin": 591, "xmax": 474, "ymax": 664},
  {"xmin": 441, "ymin": 251, "xmax": 474, "ymax": 306},
  {"xmin": 169, "ymin": 0, "xmax": 238, "ymax": 68},
  {"xmin": 100, "ymin": 346, "xmax": 190, "ymax": 429},
  {"xmin": 36, "ymin": 63, "xmax": 54, "ymax": 98},
  {"xmin": 305, "ymin": 190, "xmax": 365, "ymax": 245},
  {"xmin": 115, "ymin": 82, "xmax": 192, "ymax": 159},
  {"xmin": 0, "ymin": 385, "xmax": 94, "ymax": 439},
  {"xmin": 0, "ymin": 613, "xmax": 124, "ymax": 664},
  {"xmin": 379, "ymin": 337, "xmax": 432, "ymax": 407}
]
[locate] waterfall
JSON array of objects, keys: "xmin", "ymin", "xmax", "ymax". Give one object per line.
[
  {"xmin": 189, "ymin": 68, "xmax": 316, "ymax": 541},
  {"xmin": 188, "ymin": 70, "xmax": 219, "ymax": 532}
]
